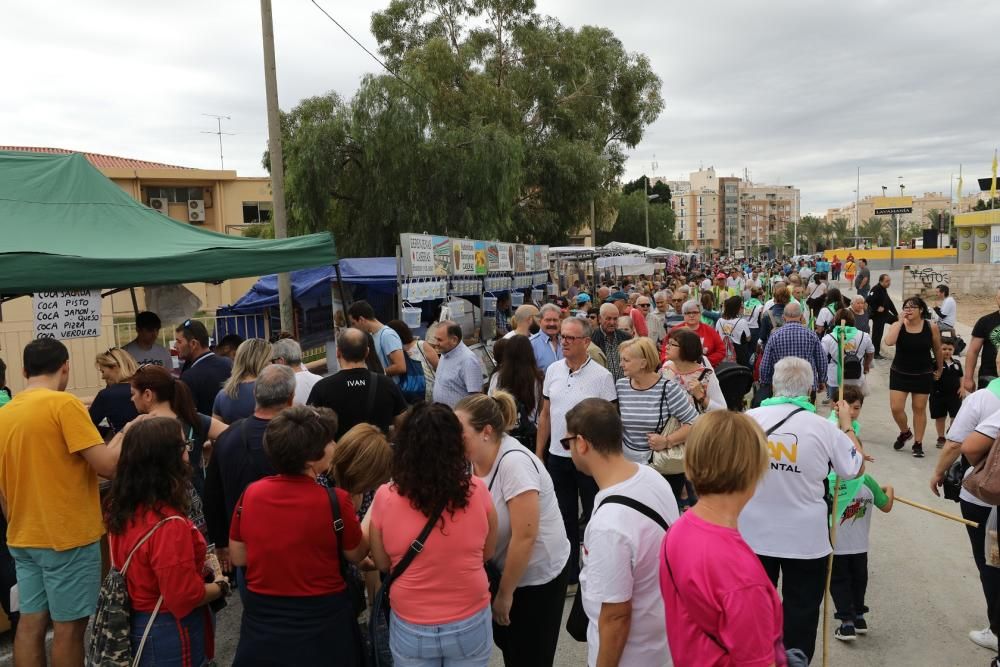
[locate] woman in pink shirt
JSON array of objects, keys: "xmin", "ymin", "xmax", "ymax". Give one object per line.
[
  {"xmin": 370, "ymin": 402, "xmax": 498, "ymax": 667},
  {"xmin": 659, "ymin": 410, "xmax": 798, "ymax": 667}
]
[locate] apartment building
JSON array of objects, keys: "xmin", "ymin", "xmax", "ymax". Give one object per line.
[
  {"xmin": 826, "ymin": 191, "xmax": 982, "ymax": 228},
  {"xmin": 665, "ymin": 167, "xmax": 799, "ymax": 254}
]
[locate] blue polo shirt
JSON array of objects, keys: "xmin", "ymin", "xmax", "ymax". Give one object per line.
[{"xmin": 530, "ymin": 331, "xmax": 563, "ymax": 372}]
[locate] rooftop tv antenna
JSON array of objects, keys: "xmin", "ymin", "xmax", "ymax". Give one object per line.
[{"xmin": 201, "ymin": 114, "xmax": 235, "ymax": 169}]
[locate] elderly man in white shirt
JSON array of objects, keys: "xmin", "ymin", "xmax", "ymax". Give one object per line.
[
  {"xmin": 270, "ymin": 338, "xmax": 320, "ymax": 405},
  {"xmin": 741, "ymin": 356, "xmax": 866, "ymax": 664}
]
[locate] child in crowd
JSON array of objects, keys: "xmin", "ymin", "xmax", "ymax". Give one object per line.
[
  {"xmin": 0, "ymin": 357, "xmax": 9, "ymax": 407},
  {"xmin": 931, "ymin": 337, "xmax": 963, "ymax": 448},
  {"xmin": 827, "ymin": 386, "xmax": 894, "ymax": 642}
]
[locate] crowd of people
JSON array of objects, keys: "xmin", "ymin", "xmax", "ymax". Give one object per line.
[{"xmin": 1, "ymin": 253, "xmax": 1000, "ymax": 667}]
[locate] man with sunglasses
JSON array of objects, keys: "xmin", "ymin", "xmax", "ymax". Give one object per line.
[
  {"xmin": 535, "ymin": 317, "xmax": 617, "ymax": 588},
  {"xmin": 175, "ymin": 319, "xmax": 233, "ymax": 416},
  {"xmin": 566, "ymin": 398, "xmax": 677, "ymax": 667}
]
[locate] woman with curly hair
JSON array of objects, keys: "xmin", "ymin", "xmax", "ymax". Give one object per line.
[
  {"xmin": 369, "ymin": 402, "xmax": 498, "ymax": 667},
  {"xmin": 106, "ymin": 417, "xmax": 230, "ymax": 666}
]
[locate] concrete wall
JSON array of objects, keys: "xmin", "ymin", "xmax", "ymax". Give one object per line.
[{"xmin": 902, "ymin": 263, "xmax": 1000, "ymax": 300}]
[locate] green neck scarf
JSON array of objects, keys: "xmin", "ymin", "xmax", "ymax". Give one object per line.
[
  {"xmin": 745, "ymin": 298, "xmax": 762, "ymax": 309},
  {"xmin": 988, "ymin": 378, "xmax": 1000, "ymax": 400},
  {"xmin": 830, "ymin": 325, "xmax": 859, "ymax": 342},
  {"xmin": 760, "ymin": 395, "xmax": 816, "ymax": 412}
]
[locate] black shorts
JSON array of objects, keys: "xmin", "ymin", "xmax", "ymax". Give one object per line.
[
  {"xmin": 930, "ymin": 393, "xmax": 962, "ymax": 419},
  {"xmin": 889, "ymin": 369, "xmax": 933, "ymax": 394}
]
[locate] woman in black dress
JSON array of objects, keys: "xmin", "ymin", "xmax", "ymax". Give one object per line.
[{"xmin": 885, "ymin": 296, "xmax": 943, "ymax": 458}]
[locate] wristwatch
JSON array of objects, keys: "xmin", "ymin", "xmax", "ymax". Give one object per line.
[{"xmin": 214, "ymin": 579, "xmax": 232, "ymax": 597}]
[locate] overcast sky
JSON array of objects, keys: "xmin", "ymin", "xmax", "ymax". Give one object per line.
[{"xmin": 4, "ymin": 0, "xmax": 998, "ymax": 215}]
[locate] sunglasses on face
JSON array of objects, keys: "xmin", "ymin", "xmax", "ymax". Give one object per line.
[{"xmin": 560, "ymin": 435, "xmax": 577, "ymax": 450}]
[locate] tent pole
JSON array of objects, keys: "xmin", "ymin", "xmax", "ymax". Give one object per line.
[
  {"xmin": 129, "ymin": 288, "xmax": 140, "ymax": 317},
  {"xmin": 396, "ymin": 245, "xmax": 403, "ymax": 320},
  {"xmin": 333, "ymin": 261, "xmax": 349, "ymax": 330}
]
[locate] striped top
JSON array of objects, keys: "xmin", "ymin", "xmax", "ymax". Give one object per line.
[{"xmin": 616, "ymin": 376, "xmax": 700, "ymax": 465}]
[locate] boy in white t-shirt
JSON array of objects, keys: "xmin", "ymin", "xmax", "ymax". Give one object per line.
[{"xmin": 825, "ymin": 387, "xmax": 895, "ymax": 641}]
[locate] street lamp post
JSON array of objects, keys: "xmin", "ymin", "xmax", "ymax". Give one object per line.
[{"xmin": 644, "ymin": 175, "xmax": 650, "ymax": 247}]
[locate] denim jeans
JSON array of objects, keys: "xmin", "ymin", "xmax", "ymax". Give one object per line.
[
  {"xmin": 389, "ymin": 604, "xmax": 492, "ymax": 667},
  {"xmin": 131, "ymin": 609, "xmax": 208, "ymax": 667}
]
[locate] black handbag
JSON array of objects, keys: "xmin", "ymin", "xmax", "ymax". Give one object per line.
[
  {"xmin": 369, "ymin": 502, "xmax": 447, "ymax": 667},
  {"xmin": 326, "ymin": 488, "xmax": 370, "ymax": 667},
  {"xmin": 326, "ymin": 488, "xmax": 367, "ymax": 616},
  {"xmin": 942, "ymin": 457, "xmax": 968, "ymax": 503}
]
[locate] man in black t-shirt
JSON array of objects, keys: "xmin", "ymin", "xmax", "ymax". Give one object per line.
[
  {"xmin": 307, "ymin": 328, "xmax": 408, "ymax": 438},
  {"xmin": 964, "ymin": 288, "xmax": 1000, "ymax": 393}
]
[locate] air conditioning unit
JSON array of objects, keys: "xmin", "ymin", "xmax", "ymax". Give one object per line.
[
  {"xmin": 149, "ymin": 197, "xmax": 169, "ymax": 214},
  {"xmin": 188, "ymin": 200, "xmax": 206, "ymax": 224}
]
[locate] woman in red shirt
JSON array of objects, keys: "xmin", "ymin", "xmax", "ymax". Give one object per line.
[
  {"xmin": 229, "ymin": 406, "xmax": 368, "ymax": 666},
  {"xmin": 106, "ymin": 417, "xmax": 230, "ymax": 667},
  {"xmin": 370, "ymin": 402, "xmax": 498, "ymax": 667},
  {"xmin": 663, "ymin": 299, "xmax": 726, "ymax": 367}
]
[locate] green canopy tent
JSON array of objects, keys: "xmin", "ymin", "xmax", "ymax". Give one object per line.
[{"xmin": 0, "ymin": 150, "xmax": 336, "ymax": 296}]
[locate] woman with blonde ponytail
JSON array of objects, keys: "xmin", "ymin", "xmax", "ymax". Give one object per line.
[{"xmin": 455, "ymin": 391, "xmax": 570, "ymax": 667}]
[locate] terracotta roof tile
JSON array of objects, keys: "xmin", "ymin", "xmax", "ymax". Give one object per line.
[{"xmin": 0, "ymin": 146, "xmax": 193, "ymax": 170}]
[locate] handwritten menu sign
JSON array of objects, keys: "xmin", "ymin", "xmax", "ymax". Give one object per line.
[
  {"xmin": 34, "ymin": 290, "xmax": 102, "ymax": 340},
  {"xmin": 405, "ymin": 234, "xmax": 435, "ymax": 276}
]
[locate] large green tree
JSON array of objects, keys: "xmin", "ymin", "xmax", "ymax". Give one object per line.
[
  {"xmin": 272, "ymin": 0, "xmax": 663, "ymax": 257},
  {"xmin": 596, "ymin": 190, "xmax": 676, "ymax": 248}
]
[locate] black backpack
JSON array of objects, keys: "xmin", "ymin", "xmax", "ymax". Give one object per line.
[
  {"xmin": 508, "ymin": 397, "xmax": 538, "ymax": 449},
  {"xmin": 829, "ymin": 333, "xmax": 864, "ymax": 381}
]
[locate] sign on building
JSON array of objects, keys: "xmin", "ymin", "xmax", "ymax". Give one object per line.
[
  {"xmin": 33, "ymin": 290, "xmax": 102, "ymax": 340},
  {"xmin": 873, "ymin": 196, "xmax": 913, "ymax": 216}
]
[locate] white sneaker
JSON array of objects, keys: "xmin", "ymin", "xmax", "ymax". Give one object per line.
[{"xmin": 969, "ymin": 627, "xmax": 998, "ymax": 651}]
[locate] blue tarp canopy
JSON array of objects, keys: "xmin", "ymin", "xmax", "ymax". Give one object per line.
[
  {"xmin": 224, "ymin": 258, "xmax": 397, "ymax": 314},
  {"xmin": 338, "ymin": 257, "xmax": 397, "ymax": 285}
]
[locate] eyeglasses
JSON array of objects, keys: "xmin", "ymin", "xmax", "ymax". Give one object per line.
[
  {"xmin": 562, "ymin": 335, "xmax": 587, "ymax": 343},
  {"xmin": 902, "ymin": 305, "xmax": 916, "ymax": 311},
  {"xmin": 683, "ymin": 310, "xmax": 700, "ymax": 316},
  {"xmin": 637, "ymin": 303, "xmax": 651, "ymax": 308},
  {"xmin": 560, "ymin": 435, "xmax": 577, "ymax": 450},
  {"xmin": 667, "ymin": 341, "xmax": 680, "ymax": 348},
  {"xmin": 587, "ymin": 314, "xmax": 598, "ymax": 320}
]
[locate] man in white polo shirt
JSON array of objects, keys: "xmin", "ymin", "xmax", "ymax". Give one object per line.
[
  {"xmin": 741, "ymin": 356, "xmax": 865, "ymax": 664},
  {"xmin": 536, "ymin": 316, "xmax": 617, "ymax": 585}
]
